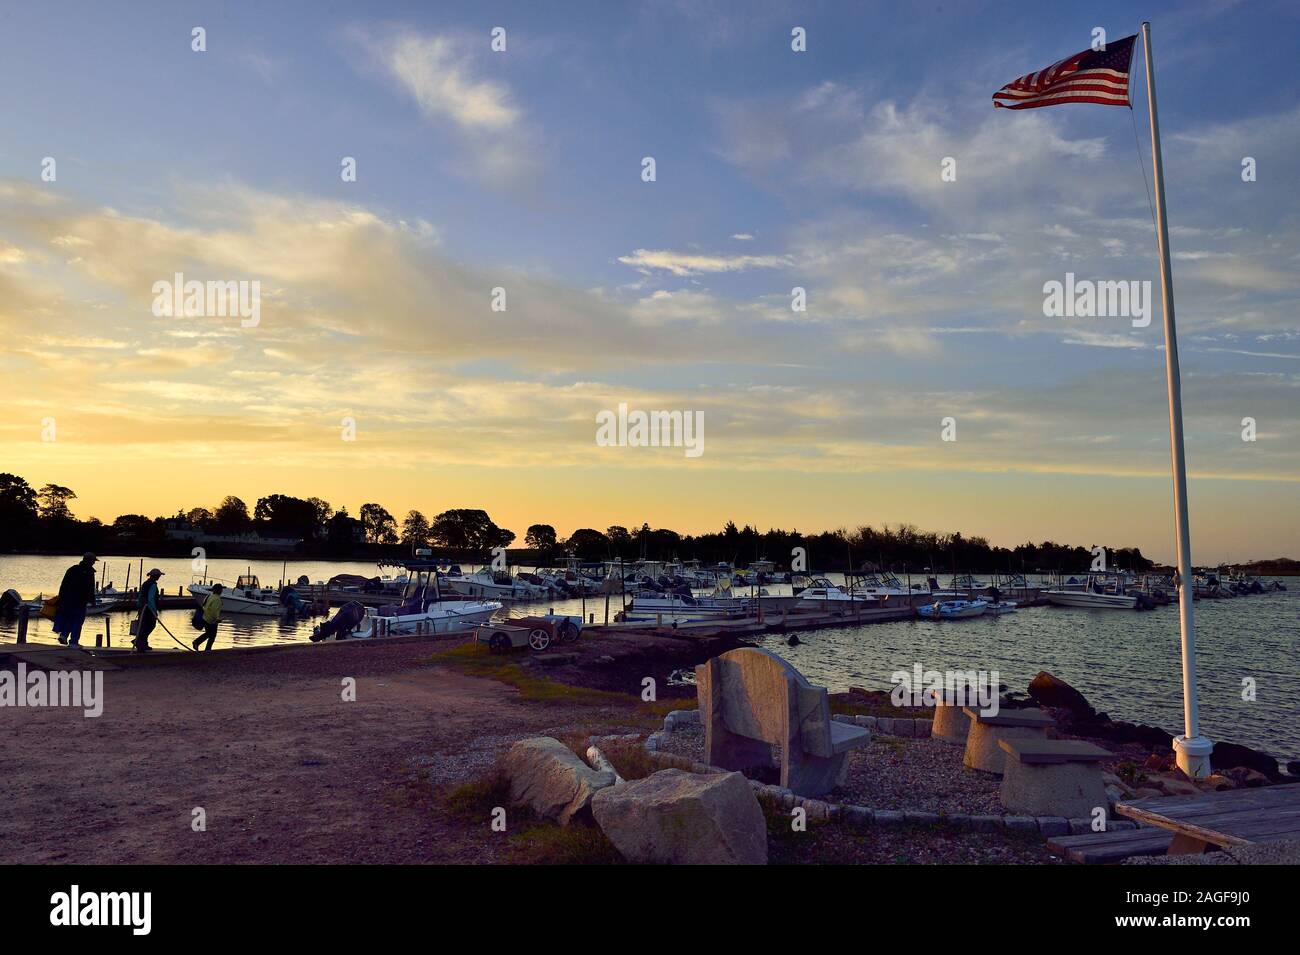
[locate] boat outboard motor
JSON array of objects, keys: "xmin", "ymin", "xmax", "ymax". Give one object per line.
[
  {"xmin": 311, "ymin": 601, "xmax": 367, "ymax": 642},
  {"xmin": 0, "ymin": 589, "xmax": 21, "ymax": 614}
]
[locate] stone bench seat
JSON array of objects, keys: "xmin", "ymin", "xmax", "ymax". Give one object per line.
[
  {"xmin": 829, "ymin": 719, "xmax": 872, "ymax": 754},
  {"xmin": 964, "ymin": 707, "xmax": 1056, "ymax": 728},
  {"xmin": 999, "ymin": 739, "xmax": 1114, "ymax": 817},
  {"xmin": 962, "ymin": 706, "xmax": 1055, "ymax": 774}
]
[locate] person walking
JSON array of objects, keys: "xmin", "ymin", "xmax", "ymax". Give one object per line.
[
  {"xmin": 54, "ymin": 552, "xmax": 98, "ymax": 646},
  {"xmin": 133, "ymin": 568, "xmax": 164, "ymax": 653},
  {"xmin": 193, "ymin": 583, "xmax": 223, "ymax": 651}
]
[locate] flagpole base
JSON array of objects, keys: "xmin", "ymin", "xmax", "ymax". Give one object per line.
[{"xmin": 1173, "ymin": 734, "xmax": 1214, "ymax": 780}]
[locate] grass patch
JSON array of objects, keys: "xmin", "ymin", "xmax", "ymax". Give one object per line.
[
  {"xmin": 437, "ymin": 762, "xmax": 624, "ymax": 864},
  {"xmin": 597, "ymin": 738, "xmax": 659, "ymax": 780},
  {"xmin": 440, "ymin": 766, "xmax": 512, "ymax": 824},
  {"xmin": 429, "ymin": 643, "xmax": 630, "ymax": 706},
  {"xmin": 507, "ymin": 821, "xmax": 625, "ymax": 865}
]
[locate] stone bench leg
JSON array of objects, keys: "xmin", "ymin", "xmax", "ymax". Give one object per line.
[
  {"xmin": 931, "ymin": 704, "xmax": 971, "ymax": 745},
  {"xmin": 783, "ymin": 751, "xmax": 849, "ymax": 798},
  {"xmin": 963, "ymin": 723, "xmax": 1048, "ymax": 774},
  {"xmin": 998, "ymin": 759, "xmax": 1109, "ymax": 817}
]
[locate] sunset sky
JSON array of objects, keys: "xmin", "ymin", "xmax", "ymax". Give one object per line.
[{"xmin": 1, "ymin": 0, "xmax": 1297, "ymax": 564}]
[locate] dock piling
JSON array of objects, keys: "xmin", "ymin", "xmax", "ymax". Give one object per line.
[{"xmin": 16, "ymin": 604, "xmax": 29, "ymax": 644}]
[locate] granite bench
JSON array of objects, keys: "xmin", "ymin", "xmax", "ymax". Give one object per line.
[
  {"xmin": 926, "ymin": 689, "xmax": 973, "ymax": 744},
  {"xmin": 962, "ymin": 706, "xmax": 1055, "ymax": 774},
  {"xmin": 696, "ymin": 647, "xmax": 872, "ymax": 797},
  {"xmin": 998, "ymin": 738, "xmax": 1113, "ymax": 817}
]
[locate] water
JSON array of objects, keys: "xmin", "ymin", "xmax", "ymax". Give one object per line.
[{"xmin": 3, "ymin": 555, "xmax": 1296, "ymax": 761}]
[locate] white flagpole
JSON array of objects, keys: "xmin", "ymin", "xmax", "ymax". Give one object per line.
[{"xmin": 1140, "ymin": 20, "xmax": 1213, "ymax": 778}]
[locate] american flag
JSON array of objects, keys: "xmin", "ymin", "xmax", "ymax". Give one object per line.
[{"xmin": 993, "ymin": 34, "xmax": 1136, "ymax": 110}]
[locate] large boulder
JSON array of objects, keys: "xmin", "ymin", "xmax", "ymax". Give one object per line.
[
  {"xmin": 1027, "ymin": 671, "xmax": 1096, "ymax": 720},
  {"xmin": 1212, "ymin": 742, "xmax": 1279, "ymax": 779},
  {"xmin": 591, "ymin": 769, "xmax": 768, "ymax": 865},
  {"xmin": 502, "ymin": 737, "xmax": 616, "ymax": 825}
]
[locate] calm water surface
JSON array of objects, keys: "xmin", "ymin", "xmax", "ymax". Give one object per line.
[{"xmin": 3, "ymin": 555, "xmax": 1296, "ymax": 761}]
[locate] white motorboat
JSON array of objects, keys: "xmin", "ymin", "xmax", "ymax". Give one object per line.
[
  {"xmin": 985, "ymin": 601, "xmax": 1018, "ymax": 615},
  {"xmin": 351, "ymin": 562, "xmax": 501, "ymax": 637},
  {"xmin": 188, "ymin": 574, "xmax": 283, "ymax": 615},
  {"xmin": 624, "ymin": 588, "xmax": 752, "ymax": 623},
  {"xmin": 794, "ymin": 577, "xmax": 880, "ymax": 607},
  {"xmin": 1045, "ymin": 590, "xmax": 1137, "ymax": 610},
  {"xmin": 917, "ymin": 599, "xmax": 988, "ymax": 619},
  {"xmin": 442, "ymin": 567, "xmax": 548, "ymax": 601}
]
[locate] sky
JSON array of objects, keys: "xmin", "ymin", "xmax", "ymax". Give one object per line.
[{"xmin": 0, "ymin": 0, "xmax": 1297, "ymax": 564}]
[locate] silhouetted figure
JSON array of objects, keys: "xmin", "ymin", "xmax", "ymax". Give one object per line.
[
  {"xmin": 134, "ymin": 568, "xmax": 164, "ymax": 653},
  {"xmin": 193, "ymin": 583, "xmax": 223, "ymax": 651},
  {"xmin": 54, "ymin": 553, "xmax": 97, "ymax": 646}
]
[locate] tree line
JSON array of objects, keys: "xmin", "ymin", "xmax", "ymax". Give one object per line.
[{"xmin": 0, "ymin": 472, "xmax": 1154, "ymax": 571}]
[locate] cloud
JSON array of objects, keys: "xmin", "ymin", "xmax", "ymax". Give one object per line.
[
  {"xmin": 350, "ymin": 27, "xmax": 537, "ymax": 186},
  {"xmin": 618, "ymin": 248, "xmax": 791, "ymax": 276}
]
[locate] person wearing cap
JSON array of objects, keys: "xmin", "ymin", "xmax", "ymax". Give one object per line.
[
  {"xmin": 133, "ymin": 568, "xmax": 165, "ymax": 653},
  {"xmin": 54, "ymin": 552, "xmax": 98, "ymax": 646},
  {"xmin": 193, "ymin": 583, "xmax": 223, "ymax": 651}
]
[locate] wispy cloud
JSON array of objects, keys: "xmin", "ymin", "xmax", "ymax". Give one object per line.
[{"xmin": 618, "ymin": 248, "xmax": 791, "ymax": 276}]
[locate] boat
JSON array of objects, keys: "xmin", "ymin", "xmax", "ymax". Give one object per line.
[
  {"xmin": 1045, "ymin": 590, "xmax": 1137, "ymax": 610},
  {"xmin": 948, "ymin": 574, "xmax": 989, "ymax": 593},
  {"xmin": 347, "ymin": 561, "xmax": 501, "ymax": 638},
  {"xmin": 624, "ymin": 585, "xmax": 753, "ymax": 623},
  {"xmin": 441, "ymin": 566, "xmax": 548, "ymax": 601},
  {"xmin": 846, "ymin": 573, "xmax": 909, "ymax": 599},
  {"xmin": 793, "ymin": 577, "xmax": 880, "ymax": 607},
  {"xmin": 984, "ymin": 601, "xmax": 1018, "ymax": 615},
  {"xmin": 917, "ymin": 599, "xmax": 988, "ymax": 619},
  {"xmin": 188, "ymin": 574, "xmax": 283, "ymax": 615}
]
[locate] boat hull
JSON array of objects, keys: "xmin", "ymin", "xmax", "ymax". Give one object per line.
[{"xmin": 1045, "ymin": 591, "xmax": 1137, "ymax": 610}]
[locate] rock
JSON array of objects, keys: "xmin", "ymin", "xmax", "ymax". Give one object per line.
[
  {"xmin": 1211, "ymin": 741, "xmax": 1279, "ymax": 779},
  {"xmin": 1143, "ymin": 752, "xmax": 1173, "ymax": 772},
  {"xmin": 502, "ymin": 737, "xmax": 616, "ymax": 826},
  {"xmin": 590, "ymin": 769, "xmax": 767, "ymax": 865},
  {"xmin": 1027, "ymin": 671, "xmax": 1096, "ymax": 719},
  {"xmin": 1155, "ymin": 777, "xmax": 1199, "ymax": 796},
  {"xmin": 1224, "ymin": 767, "xmax": 1271, "ymax": 788}
]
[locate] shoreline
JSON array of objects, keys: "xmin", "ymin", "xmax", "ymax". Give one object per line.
[{"xmin": 3, "ymin": 627, "xmax": 1294, "ymax": 865}]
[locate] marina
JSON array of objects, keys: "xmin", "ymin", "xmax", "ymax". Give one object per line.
[{"xmin": 2, "ymin": 553, "xmax": 1295, "ymax": 762}]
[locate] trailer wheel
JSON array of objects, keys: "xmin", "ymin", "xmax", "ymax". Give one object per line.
[
  {"xmin": 489, "ymin": 632, "xmax": 511, "ymax": 654},
  {"xmin": 557, "ymin": 619, "xmax": 579, "ymax": 644},
  {"xmin": 528, "ymin": 628, "xmax": 550, "ymax": 651}
]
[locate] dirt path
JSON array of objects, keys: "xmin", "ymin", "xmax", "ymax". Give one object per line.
[{"xmin": 0, "ymin": 641, "xmax": 636, "ymax": 864}]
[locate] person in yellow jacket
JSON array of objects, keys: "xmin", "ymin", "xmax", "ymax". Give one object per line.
[{"xmin": 193, "ymin": 583, "xmax": 223, "ymax": 651}]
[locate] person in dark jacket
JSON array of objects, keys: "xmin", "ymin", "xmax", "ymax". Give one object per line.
[
  {"xmin": 54, "ymin": 552, "xmax": 98, "ymax": 646},
  {"xmin": 133, "ymin": 568, "xmax": 164, "ymax": 653}
]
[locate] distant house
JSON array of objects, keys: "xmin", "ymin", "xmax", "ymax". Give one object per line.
[{"xmin": 164, "ymin": 517, "xmax": 299, "ymax": 551}]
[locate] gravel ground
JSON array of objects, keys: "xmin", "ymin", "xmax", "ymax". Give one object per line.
[
  {"xmin": 659, "ymin": 723, "xmax": 1003, "ymax": 814},
  {"xmin": 0, "ymin": 639, "xmax": 640, "ymax": 864}
]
